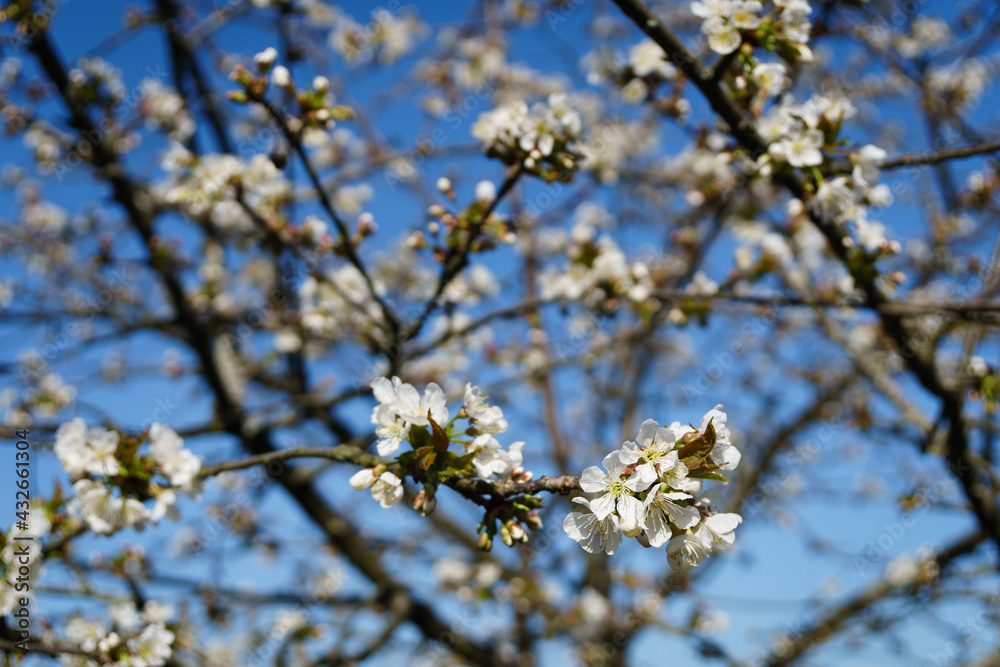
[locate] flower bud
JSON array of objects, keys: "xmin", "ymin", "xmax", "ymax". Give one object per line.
[
  {"xmin": 405, "ymin": 230, "xmax": 427, "ymax": 249},
  {"xmin": 508, "ymin": 520, "xmax": 526, "ymax": 542},
  {"xmin": 477, "ymin": 531, "xmax": 493, "ymax": 551},
  {"xmin": 254, "ymin": 47, "xmax": 278, "ymax": 73},
  {"xmin": 524, "ymin": 510, "xmax": 543, "ymax": 531},
  {"xmin": 421, "ymin": 491, "xmax": 437, "ymax": 515},
  {"xmin": 349, "ymin": 468, "xmax": 376, "ymax": 490},
  {"xmin": 357, "ymin": 212, "xmax": 377, "ymax": 236},
  {"xmin": 475, "ymin": 180, "xmax": 496, "ymax": 204},
  {"xmin": 499, "ymin": 522, "xmax": 513, "ymax": 547},
  {"xmin": 413, "ymin": 487, "xmax": 436, "ymax": 515},
  {"xmin": 271, "ymin": 65, "xmax": 292, "ymax": 89}
]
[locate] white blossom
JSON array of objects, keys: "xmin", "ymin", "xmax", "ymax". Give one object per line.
[
  {"xmin": 369, "ymin": 376, "xmax": 449, "ymax": 456},
  {"xmin": 563, "ymin": 497, "xmax": 622, "ymax": 555},
  {"xmin": 666, "ymin": 531, "xmax": 712, "ymax": 569},
  {"xmin": 770, "ymin": 128, "xmax": 824, "ymax": 167},
  {"xmin": 464, "ymin": 383, "xmax": 509, "ymax": 434},
  {"xmin": 628, "ymin": 39, "xmax": 676, "ymax": 79},
  {"xmin": 70, "ymin": 480, "xmax": 148, "ymax": 536},
  {"xmin": 125, "ymin": 622, "xmax": 174, "ymax": 667},
  {"xmin": 371, "ymin": 471, "xmax": 403, "ymax": 507},
  {"xmin": 700, "ymin": 404, "xmax": 741, "ymax": 474},
  {"xmin": 466, "ymin": 435, "xmax": 524, "ymax": 479},
  {"xmin": 751, "ymin": 63, "xmax": 788, "ymax": 96},
  {"xmin": 149, "ymin": 423, "xmax": 202, "ymax": 493},
  {"xmin": 700, "ymin": 512, "xmax": 742, "ymax": 550},
  {"xmin": 54, "ymin": 418, "xmax": 120, "ymax": 479},
  {"xmin": 579, "ymin": 450, "xmax": 656, "ymax": 533},
  {"xmin": 642, "ymin": 491, "xmax": 700, "ymax": 547}
]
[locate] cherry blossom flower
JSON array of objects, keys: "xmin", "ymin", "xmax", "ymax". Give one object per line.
[
  {"xmin": 371, "ymin": 471, "xmax": 404, "ymax": 507},
  {"xmin": 464, "ymin": 383, "xmax": 509, "ymax": 434},
  {"xmin": 125, "ymin": 622, "xmax": 175, "ymax": 667},
  {"xmin": 751, "ymin": 63, "xmax": 788, "ymax": 96},
  {"xmin": 349, "ymin": 468, "xmax": 377, "ymax": 490},
  {"xmin": 642, "ymin": 491, "xmax": 700, "ymax": 547},
  {"xmin": 628, "ymin": 39, "xmax": 676, "ymax": 79},
  {"xmin": 702, "ymin": 17, "xmax": 743, "ymax": 55},
  {"xmin": 369, "ymin": 376, "xmax": 449, "ymax": 455},
  {"xmin": 54, "ymin": 418, "xmax": 121, "ymax": 479},
  {"xmin": 812, "ymin": 176, "xmax": 858, "ymax": 223},
  {"xmin": 473, "ymin": 94, "xmax": 583, "ymax": 174},
  {"xmin": 770, "ymin": 128, "xmax": 825, "ymax": 167},
  {"xmin": 563, "ymin": 497, "xmax": 623, "ymax": 555},
  {"xmin": 700, "ymin": 512, "xmax": 743, "ymax": 550},
  {"xmin": 372, "ymin": 409, "xmax": 411, "ymax": 457},
  {"xmin": 465, "ymin": 435, "xmax": 524, "ymax": 479},
  {"xmin": 149, "ymin": 423, "xmax": 203, "ymax": 494},
  {"xmin": 579, "ymin": 450, "xmax": 656, "ymax": 532},
  {"xmin": 70, "ymin": 480, "xmax": 148, "ymax": 536},
  {"xmin": 852, "ymin": 144, "xmax": 887, "ymax": 187},
  {"xmin": 691, "ymin": 0, "xmax": 733, "ymax": 20},
  {"xmin": 695, "ymin": 1, "xmax": 761, "ymax": 55},
  {"xmin": 623, "ymin": 419, "xmax": 681, "ymax": 480},
  {"xmin": 666, "ymin": 532, "xmax": 712, "ymax": 569}
]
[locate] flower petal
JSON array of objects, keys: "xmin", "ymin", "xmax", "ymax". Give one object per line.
[
  {"xmin": 579, "ymin": 466, "xmax": 607, "ymax": 493},
  {"xmin": 589, "ymin": 492, "xmax": 616, "ymax": 520},
  {"xmin": 636, "ymin": 419, "xmax": 659, "ymax": 446},
  {"xmin": 705, "ymin": 512, "xmax": 742, "ymax": 535}
]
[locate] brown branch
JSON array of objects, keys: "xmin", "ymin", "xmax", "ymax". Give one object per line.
[
  {"xmin": 401, "ymin": 163, "xmax": 525, "ymax": 344},
  {"xmin": 881, "ymin": 139, "xmax": 1000, "ymax": 169},
  {"xmin": 199, "ymin": 446, "xmax": 582, "ymax": 498},
  {"xmin": 197, "ymin": 444, "xmax": 378, "ymax": 477},
  {"xmin": 246, "ymin": 92, "xmax": 402, "ymax": 340},
  {"xmin": 446, "ymin": 474, "xmax": 581, "ymax": 499}
]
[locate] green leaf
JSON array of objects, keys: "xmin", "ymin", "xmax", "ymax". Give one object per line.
[
  {"xmin": 409, "ymin": 425, "xmax": 429, "ymax": 450},
  {"xmin": 687, "ymin": 469, "xmax": 730, "ymax": 483},
  {"xmin": 435, "ymin": 450, "xmax": 478, "ymax": 480},
  {"xmin": 428, "ymin": 414, "xmax": 450, "ymax": 454}
]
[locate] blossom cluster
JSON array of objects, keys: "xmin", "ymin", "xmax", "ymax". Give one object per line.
[
  {"xmin": 537, "ymin": 204, "xmax": 656, "ymax": 309},
  {"xmin": 813, "ymin": 144, "xmax": 898, "ymax": 254},
  {"xmin": 564, "ymin": 406, "xmax": 743, "ymax": 569},
  {"xmin": 693, "ymin": 0, "xmax": 813, "ymax": 60},
  {"xmin": 473, "ymin": 93, "xmax": 584, "ymax": 179},
  {"xmin": 328, "ymin": 7, "xmax": 428, "ymax": 65},
  {"xmin": 63, "ymin": 604, "xmax": 175, "ymax": 667},
  {"xmin": 298, "ymin": 265, "xmax": 388, "ymax": 342},
  {"xmin": 54, "ymin": 420, "xmax": 202, "ymax": 536},
  {"xmin": 138, "ymin": 79, "xmax": 195, "ymax": 142},
  {"xmin": 759, "ymin": 94, "xmax": 855, "ymax": 168},
  {"xmin": 581, "ymin": 39, "xmax": 679, "ymax": 106},
  {"xmin": 351, "ymin": 377, "xmax": 526, "ymax": 511},
  {"xmin": 158, "ymin": 150, "xmax": 291, "ymax": 235}
]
